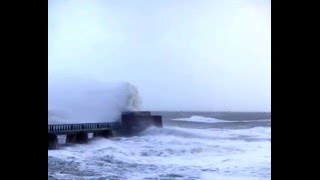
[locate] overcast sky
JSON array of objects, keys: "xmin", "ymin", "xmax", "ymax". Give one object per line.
[{"xmin": 48, "ymin": 0, "xmax": 271, "ymax": 112}]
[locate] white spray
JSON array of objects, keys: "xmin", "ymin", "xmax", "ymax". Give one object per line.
[{"xmin": 48, "ymin": 77, "xmax": 142, "ymax": 124}]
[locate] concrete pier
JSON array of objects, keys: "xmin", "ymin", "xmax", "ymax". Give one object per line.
[
  {"xmin": 119, "ymin": 112, "xmax": 162, "ymax": 136},
  {"xmin": 48, "ymin": 111, "xmax": 163, "ymax": 149},
  {"xmin": 152, "ymin": 115, "xmax": 163, "ymax": 128}
]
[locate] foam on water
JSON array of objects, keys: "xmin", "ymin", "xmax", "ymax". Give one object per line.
[
  {"xmin": 48, "ymin": 121, "xmax": 271, "ymax": 180},
  {"xmin": 172, "ymin": 115, "xmax": 271, "ymax": 124},
  {"xmin": 172, "ymin": 116, "xmax": 231, "ymax": 123}
]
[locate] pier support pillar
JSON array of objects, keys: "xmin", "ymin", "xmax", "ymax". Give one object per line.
[
  {"xmin": 66, "ymin": 132, "xmax": 88, "ymax": 144},
  {"xmin": 66, "ymin": 134, "xmax": 76, "ymax": 143},
  {"xmin": 93, "ymin": 130, "xmax": 113, "ymax": 138},
  {"xmin": 48, "ymin": 133, "xmax": 58, "ymax": 150}
]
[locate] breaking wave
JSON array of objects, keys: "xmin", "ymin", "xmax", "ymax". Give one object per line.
[{"xmin": 48, "ymin": 77, "xmax": 142, "ymax": 124}]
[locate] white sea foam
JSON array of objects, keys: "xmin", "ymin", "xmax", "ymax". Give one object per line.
[
  {"xmin": 172, "ymin": 115, "xmax": 231, "ymax": 123},
  {"xmin": 172, "ymin": 115, "xmax": 271, "ymax": 124},
  {"xmin": 49, "ymin": 121, "xmax": 271, "ymax": 179}
]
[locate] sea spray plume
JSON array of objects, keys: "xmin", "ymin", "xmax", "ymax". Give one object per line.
[
  {"xmin": 124, "ymin": 82, "xmax": 142, "ymax": 111},
  {"xmin": 48, "ymin": 77, "xmax": 143, "ymax": 124},
  {"xmin": 48, "ymin": 109, "xmax": 70, "ymax": 124}
]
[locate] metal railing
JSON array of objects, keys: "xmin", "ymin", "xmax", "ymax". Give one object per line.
[{"xmin": 48, "ymin": 122, "xmax": 121, "ymax": 134}]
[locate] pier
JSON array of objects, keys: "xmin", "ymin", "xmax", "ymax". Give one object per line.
[{"xmin": 48, "ymin": 111, "xmax": 162, "ymax": 149}]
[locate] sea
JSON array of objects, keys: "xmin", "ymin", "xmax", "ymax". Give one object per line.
[{"xmin": 48, "ymin": 111, "xmax": 271, "ymax": 180}]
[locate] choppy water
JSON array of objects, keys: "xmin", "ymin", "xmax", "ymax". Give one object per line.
[{"xmin": 48, "ymin": 112, "xmax": 271, "ymax": 180}]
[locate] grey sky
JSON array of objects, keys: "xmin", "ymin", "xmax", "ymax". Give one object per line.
[{"xmin": 48, "ymin": 0, "xmax": 271, "ymax": 112}]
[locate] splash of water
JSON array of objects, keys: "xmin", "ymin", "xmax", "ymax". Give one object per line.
[{"xmin": 48, "ymin": 77, "xmax": 142, "ymax": 124}]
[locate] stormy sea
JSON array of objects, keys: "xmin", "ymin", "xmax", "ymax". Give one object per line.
[{"xmin": 48, "ymin": 111, "xmax": 271, "ymax": 180}]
